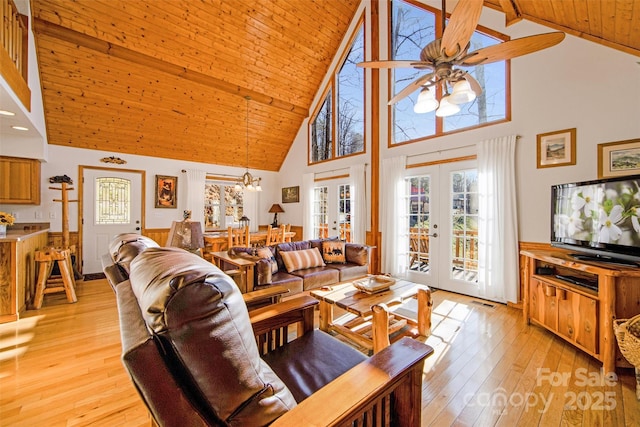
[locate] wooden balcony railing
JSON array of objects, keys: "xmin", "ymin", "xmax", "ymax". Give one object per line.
[
  {"xmin": 1, "ymin": 0, "xmax": 30, "ymax": 109},
  {"xmin": 409, "ymin": 228, "xmax": 478, "ymax": 270}
]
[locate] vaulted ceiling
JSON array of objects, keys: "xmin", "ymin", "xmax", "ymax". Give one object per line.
[{"xmin": 29, "ymin": 0, "xmax": 640, "ymax": 172}]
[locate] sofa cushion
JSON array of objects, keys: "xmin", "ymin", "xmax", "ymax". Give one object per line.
[
  {"xmin": 326, "ymin": 263, "xmax": 369, "ymax": 282},
  {"xmin": 256, "ymin": 247, "xmax": 278, "ymax": 274},
  {"xmin": 322, "ymin": 240, "xmax": 346, "ymax": 264},
  {"xmin": 280, "ymin": 248, "xmax": 325, "ymax": 273},
  {"xmin": 262, "ymin": 330, "xmax": 367, "ymax": 403},
  {"xmin": 346, "ymin": 243, "xmax": 369, "ymax": 266},
  {"xmin": 129, "ymin": 247, "xmax": 296, "ymax": 425},
  {"xmin": 109, "ymin": 233, "xmax": 159, "ymax": 274},
  {"xmin": 292, "ymin": 267, "xmax": 339, "ymax": 290}
]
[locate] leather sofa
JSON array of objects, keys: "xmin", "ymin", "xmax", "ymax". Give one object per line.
[
  {"xmin": 102, "ymin": 233, "xmax": 159, "ymax": 290},
  {"xmin": 230, "ymin": 238, "xmax": 371, "ymax": 294},
  {"xmin": 115, "ymin": 246, "xmax": 433, "ymax": 426}
]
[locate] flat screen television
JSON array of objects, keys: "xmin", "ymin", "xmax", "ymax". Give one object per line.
[{"xmin": 551, "ymin": 174, "xmax": 640, "ymax": 267}]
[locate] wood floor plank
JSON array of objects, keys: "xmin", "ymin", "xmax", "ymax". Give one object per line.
[{"xmin": 1, "ymin": 280, "xmax": 639, "ymax": 426}]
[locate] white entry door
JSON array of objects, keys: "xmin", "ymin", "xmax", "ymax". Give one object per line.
[
  {"xmin": 406, "ymin": 160, "xmax": 479, "ymax": 297},
  {"xmin": 82, "ymin": 168, "xmax": 143, "ymax": 274}
]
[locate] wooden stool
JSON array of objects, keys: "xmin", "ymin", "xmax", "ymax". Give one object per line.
[{"xmin": 33, "ymin": 248, "xmax": 78, "ymax": 309}]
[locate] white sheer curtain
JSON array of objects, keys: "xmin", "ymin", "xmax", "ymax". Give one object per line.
[
  {"xmin": 477, "ymin": 135, "xmax": 520, "ymax": 303},
  {"xmin": 302, "ymin": 173, "xmax": 315, "ymax": 240},
  {"xmin": 349, "ymin": 164, "xmax": 366, "ymax": 243},
  {"xmin": 243, "ymin": 190, "xmax": 259, "ymax": 232},
  {"xmin": 185, "ymin": 169, "xmax": 206, "ymax": 226},
  {"xmin": 381, "ymin": 156, "xmax": 408, "ymax": 277}
]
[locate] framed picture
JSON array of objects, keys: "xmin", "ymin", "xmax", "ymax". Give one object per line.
[
  {"xmin": 155, "ymin": 175, "xmax": 177, "ymax": 208},
  {"xmin": 598, "ymin": 138, "xmax": 640, "ymax": 179},
  {"xmin": 537, "ymin": 128, "xmax": 577, "ymax": 168},
  {"xmin": 282, "ymin": 186, "xmax": 299, "ymax": 203}
]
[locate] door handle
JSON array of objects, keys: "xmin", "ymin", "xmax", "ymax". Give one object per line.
[{"xmin": 429, "ymin": 233, "xmax": 438, "ymax": 238}]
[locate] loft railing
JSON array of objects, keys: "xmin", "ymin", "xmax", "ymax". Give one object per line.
[
  {"xmin": 1, "ymin": 0, "xmax": 27, "ymax": 79},
  {"xmin": 1, "ymin": 0, "xmax": 30, "ymax": 109}
]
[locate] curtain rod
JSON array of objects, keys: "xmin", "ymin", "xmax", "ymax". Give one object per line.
[
  {"xmin": 181, "ymin": 170, "xmax": 240, "ymax": 179},
  {"xmin": 406, "ymin": 135, "xmax": 521, "ymax": 160},
  {"xmin": 314, "ymin": 163, "xmax": 368, "ymax": 177}
]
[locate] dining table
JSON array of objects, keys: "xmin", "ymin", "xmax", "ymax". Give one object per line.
[{"xmin": 203, "ymin": 229, "xmax": 295, "ymax": 253}]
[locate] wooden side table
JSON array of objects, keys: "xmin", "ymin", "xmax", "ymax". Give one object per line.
[{"xmin": 210, "ymin": 250, "xmax": 256, "ymax": 293}]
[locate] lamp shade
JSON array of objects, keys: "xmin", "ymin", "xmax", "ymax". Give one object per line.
[
  {"xmin": 413, "ymin": 87, "xmax": 439, "ymax": 114},
  {"xmin": 167, "ymin": 220, "xmax": 204, "ymax": 250},
  {"xmin": 435, "ymin": 95, "xmax": 461, "ymax": 117},
  {"xmin": 449, "ymin": 79, "xmax": 477, "ymax": 104},
  {"xmin": 269, "ymin": 204, "xmax": 285, "ymax": 213}
]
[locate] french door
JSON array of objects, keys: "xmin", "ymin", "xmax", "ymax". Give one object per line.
[
  {"xmin": 311, "ymin": 181, "xmax": 352, "ymax": 242},
  {"xmin": 405, "ymin": 160, "xmax": 479, "ymax": 297},
  {"xmin": 81, "ymin": 167, "xmax": 143, "ymax": 274}
]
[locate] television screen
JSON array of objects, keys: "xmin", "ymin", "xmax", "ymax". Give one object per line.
[{"xmin": 551, "ymin": 174, "xmax": 640, "ymax": 265}]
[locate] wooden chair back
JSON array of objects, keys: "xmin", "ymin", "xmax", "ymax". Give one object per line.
[
  {"xmin": 266, "ymin": 225, "xmax": 285, "ymax": 246},
  {"xmin": 228, "ymin": 226, "xmax": 250, "ymax": 248},
  {"xmin": 283, "ymin": 224, "xmax": 292, "ymax": 242}
]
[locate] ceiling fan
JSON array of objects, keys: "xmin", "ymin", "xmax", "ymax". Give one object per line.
[{"xmin": 358, "ymin": 0, "xmax": 565, "ymax": 116}]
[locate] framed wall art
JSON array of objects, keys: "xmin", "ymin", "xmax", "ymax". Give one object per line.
[
  {"xmin": 597, "ymin": 138, "xmax": 640, "ymax": 179},
  {"xmin": 536, "ymin": 128, "xmax": 576, "ymax": 168},
  {"xmin": 282, "ymin": 186, "xmax": 299, "ymax": 203},
  {"xmin": 155, "ymin": 175, "xmax": 178, "ymax": 208}
]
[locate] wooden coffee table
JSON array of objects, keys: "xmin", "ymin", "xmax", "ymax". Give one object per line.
[{"xmin": 310, "ymin": 278, "xmax": 432, "ymax": 354}]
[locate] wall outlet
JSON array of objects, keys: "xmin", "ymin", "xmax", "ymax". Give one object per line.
[
  {"xmin": 35, "ymin": 211, "xmax": 43, "ymax": 219},
  {"xmin": 11, "ymin": 212, "xmax": 18, "ymax": 218},
  {"xmin": 49, "ymin": 212, "xmax": 56, "ymax": 219}
]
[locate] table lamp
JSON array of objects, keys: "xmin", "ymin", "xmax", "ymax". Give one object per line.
[
  {"xmin": 268, "ymin": 204, "xmax": 285, "ymax": 227},
  {"xmin": 167, "ymin": 219, "xmax": 204, "ymax": 255}
]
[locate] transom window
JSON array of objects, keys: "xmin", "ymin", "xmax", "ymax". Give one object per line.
[
  {"xmin": 310, "ymin": 18, "xmax": 365, "ymax": 164},
  {"xmin": 391, "ymin": 0, "xmax": 509, "ymax": 144},
  {"xmin": 204, "ymin": 181, "xmax": 244, "ymax": 230},
  {"xmin": 95, "ymin": 177, "xmax": 130, "ymax": 225}
]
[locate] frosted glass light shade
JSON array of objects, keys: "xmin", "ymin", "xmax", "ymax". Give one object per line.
[
  {"xmin": 449, "ymin": 80, "xmax": 477, "ymax": 104},
  {"xmin": 435, "ymin": 95, "xmax": 460, "ymax": 117},
  {"xmin": 413, "ymin": 87, "xmax": 439, "ymax": 113}
]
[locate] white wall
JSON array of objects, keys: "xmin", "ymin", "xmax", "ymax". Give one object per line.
[
  {"xmin": 1, "ymin": 145, "xmax": 279, "ymax": 231},
  {"xmin": 279, "ymin": 0, "xmax": 640, "ymax": 244}
]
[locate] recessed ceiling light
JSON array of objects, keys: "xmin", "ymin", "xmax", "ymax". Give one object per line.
[
  {"xmin": 11, "ymin": 125, "xmax": 29, "ymax": 131},
  {"xmin": 0, "ymin": 110, "xmax": 16, "ymax": 116}
]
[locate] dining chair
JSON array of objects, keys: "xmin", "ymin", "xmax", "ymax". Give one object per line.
[
  {"xmin": 266, "ymin": 224, "xmax": 285, "ymax": 246},
  {"xmin": 228, "ymin": 225, "xmax": 250, "ymax": 249},
  {"xmin": 283, "ymin": 224, "xmax": 292, "ymax": 242}
]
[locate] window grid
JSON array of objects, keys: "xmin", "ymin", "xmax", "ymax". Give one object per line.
[
  {"xmin": 313, "ymin": 187, "xmax": 328, "ymax": 238},
  {"xmin": 450, "ymin": 170, "xmax": 479, "ymax": 280},
  {"xmin": 95, "ymin": 177, "xmax": 130, "ymax": 225},
  {"xmin": 204, "ymin": 181, "xmax": 244, "ymax": 230},
  {"xmin": 338, "ymin": 184, "xmax": 352, "ymax": 242}
]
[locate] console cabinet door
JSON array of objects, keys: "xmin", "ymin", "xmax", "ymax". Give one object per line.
[
  {"xmin": 558, "ymin": 290, "xmax": 598, "ymax": 353},
  {"xmin": 529, "ymin": 278, "xmax": 557, "ymax": 330},
  {"xmin": 0, "ymin": 156, "xmax": 41, "ymax": 204}
]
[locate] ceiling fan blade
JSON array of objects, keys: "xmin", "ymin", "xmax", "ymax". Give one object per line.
[
  {"xmin": 388, "ymin": 72, "xmax": 435, "ymax": 105},
  {"xmin": 441, "ymin": 0, "xmax": 484, "ymax": 58},
  {"xmin": 357, "ymin": 60, "xmax": 433, "ymax": 70},
  {"xmin": 464, "ymin": 73, "xmax": 483, "ymax": 97},
  {"xmin": 461, "ymin": 32, "xmax": 565, "ymax": 66}
]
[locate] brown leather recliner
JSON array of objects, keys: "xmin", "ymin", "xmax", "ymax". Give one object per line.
[{"xmin": 116, "ymin": 247, "xmax": 433, "ymax": 426}]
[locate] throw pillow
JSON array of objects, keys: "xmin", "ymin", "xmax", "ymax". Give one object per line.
[
  {"xmin": 256, "ymin": 247, "xmax": 278, "ymax": 274},
  {"xmin": 280, "ymin": 248, "xmax": 325, "ymax": 273},
  {"xmin": 322, "ymin": 240, "xmax": 346, "ymax": 264}
]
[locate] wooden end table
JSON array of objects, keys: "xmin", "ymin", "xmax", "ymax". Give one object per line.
[
  {"xmin": 310, "ymin": 278, "xmax": 432, "ymax": 354},
  {"xmin": 210, "ymin": 250, "xmax": 256, "ymax": 293}
]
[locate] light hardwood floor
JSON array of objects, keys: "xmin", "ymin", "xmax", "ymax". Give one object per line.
[{"xmin": 1, "ymin": 279, "xmax": 639, "ymax": 426}]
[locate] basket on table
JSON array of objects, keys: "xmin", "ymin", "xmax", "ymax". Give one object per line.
[{"xmin": 613, "ymin": 313, "xmax": 640, "ymax": 400}]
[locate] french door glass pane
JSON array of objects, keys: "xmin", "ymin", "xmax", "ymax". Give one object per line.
[
  {"xmin": 313, "ymin": 187, "xmax": 328, "ymax": 238},
  {"xmin": 450, "ymin": 170, "xmax": 478, "ymax": 282},
  {"xmin": 95, "ymin": 177, "xmax": 130, "ymax": 224},
  {"xmin": 338, "ymin": 184, "xmax": 351, "ymax": 242},
  {"xmin": 407, "ymin": 176, "xmax": 430, "ymax": 271}
]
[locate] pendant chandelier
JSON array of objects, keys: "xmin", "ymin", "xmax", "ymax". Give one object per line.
[{"xmin": 235, "ymin": 96, "xmax": 262, "ymax": 192}]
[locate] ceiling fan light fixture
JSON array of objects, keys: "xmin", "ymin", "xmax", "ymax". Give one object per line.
[
  {"xmin": 449, "ymin": 79, "xmax": 476, "ymax": 104},
  {"xmin": 435, "ymin": 95, "xmax": 461, "ymax": 117},
  {"xmin": 413, "ymin": 87, "xmax": 439, "ymax": 113}
]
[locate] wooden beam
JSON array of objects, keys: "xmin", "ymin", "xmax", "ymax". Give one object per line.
[
  {"xmin": 32, "ymin": 17, "xmax": 308, "ymax": 117},
  {"xmin": 497, "ymin": 0, "xmax": 523, "ymax": 26}
]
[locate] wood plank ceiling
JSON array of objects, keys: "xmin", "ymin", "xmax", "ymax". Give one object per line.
[
  {"xmin": 30, "ymin": 0, "xmax": 360, "ymax": 172},
  {"xmin": 30, "ymin": 0, "xmax": 640, "ymax": 172}
]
